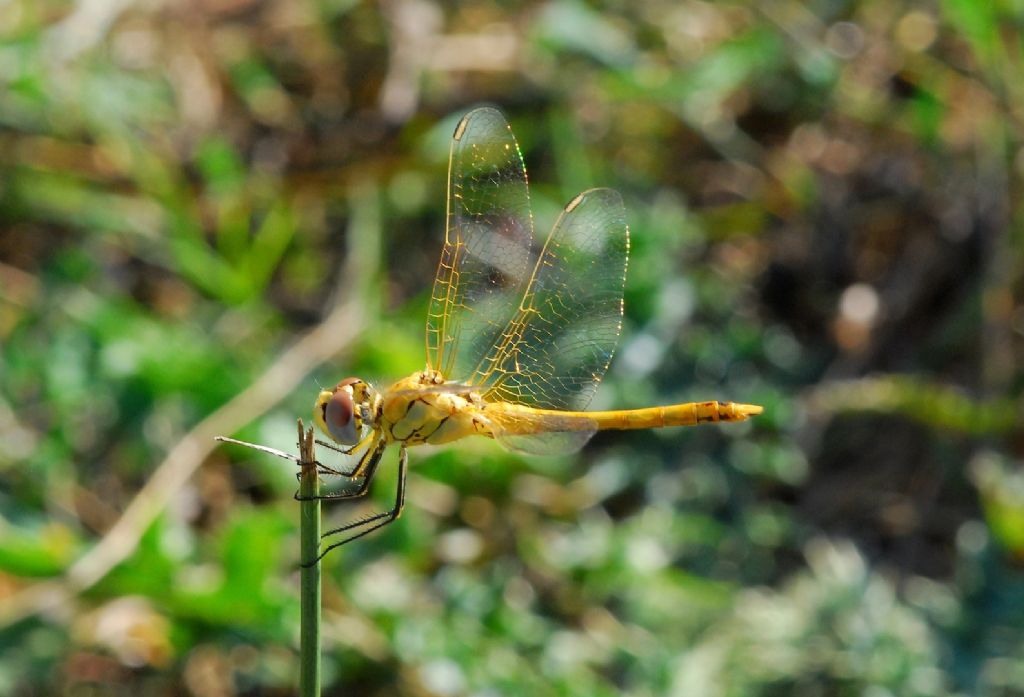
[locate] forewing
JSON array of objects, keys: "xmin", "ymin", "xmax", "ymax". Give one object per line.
[
  {"xmin": 474, "ymin": 188, "xmax": 629, "ymax": 411},
  {"xmin": 425, "ymin": 108, "xmax": 536, "ymax": 382}
]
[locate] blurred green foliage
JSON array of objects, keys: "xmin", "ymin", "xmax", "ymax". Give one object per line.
[{"xmin": 1, "ymin": 0, "xmax": 1024, "ymax": 695}]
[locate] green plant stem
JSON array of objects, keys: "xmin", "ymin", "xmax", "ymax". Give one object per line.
[{"xmin": 298, "ymin": 420, "xmax": 321, "ymax": 697}]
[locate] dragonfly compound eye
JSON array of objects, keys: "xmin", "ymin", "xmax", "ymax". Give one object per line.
[{"xmin": 325, "ymin": 387, "xmax": 360, "ymax": 445}]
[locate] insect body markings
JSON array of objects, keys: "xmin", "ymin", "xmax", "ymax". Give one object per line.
[{"xmin": 379, "ymin": 371, "xmax": 494, "ymax": 446}]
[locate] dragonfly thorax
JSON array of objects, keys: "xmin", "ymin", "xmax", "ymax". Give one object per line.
[{"xmin": 314, "ymin": 377, "xmax": 381, "ymax": 446}]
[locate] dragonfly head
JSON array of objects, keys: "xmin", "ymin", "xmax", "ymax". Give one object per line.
[{"xmin": 314, "ymin": 377, "xmax": 378, "ymax": 446}]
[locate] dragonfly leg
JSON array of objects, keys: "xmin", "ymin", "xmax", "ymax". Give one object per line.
[
  {"xmin": 296, "ymin": 431, "xmax": 380, "ymax": 481},
  {"xmin": 294, "ymin": 437, "xmax": 386, "ymax": 502},
  {"xmin": 302, "ymin": 444, "xmax": 408, "ymax": 566},
  {"xmin": 317, "ymin": 430, "xmax": 375, "ymax": 459}
]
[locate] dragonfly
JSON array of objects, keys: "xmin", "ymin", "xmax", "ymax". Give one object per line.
[{"xmin": 220, "ymin": 107, "xmax": 762, "ymax": 563}]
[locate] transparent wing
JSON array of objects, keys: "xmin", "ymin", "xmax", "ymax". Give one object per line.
[
  {"xmin": 425, "ymin": 107, "xmax": 536, "ymax": 382},
  {"xmin": 487, "ymin": 409, "xmax": 598, "ymax": 456},
  {"xmin": 473, "ymin": 188, "xmax": 629, "ymax": 412}
]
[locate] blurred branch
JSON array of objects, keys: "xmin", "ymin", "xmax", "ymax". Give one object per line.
[
  {"xmin": 805, "ymin": 374, "xmax": 1020, "ymax": 436},
  {"xmin": 44, "ymin": 0, "xmax": 134, "ymax": 61},
  {"xmin": 378, "ymin": 0, "xmax": 441, "ymax": 122},
  {"xmin": 0, "ymin": 183, "xmax": 382, "ymax": 628}
]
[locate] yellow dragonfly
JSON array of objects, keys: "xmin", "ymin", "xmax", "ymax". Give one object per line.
[{"xmin": 221, "ymin": 107, "xmax": 761, "ymax": 561}]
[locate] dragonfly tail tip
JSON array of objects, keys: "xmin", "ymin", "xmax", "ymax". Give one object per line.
[{"xmin": 737, "ymin": 403, "xmax": 764, "ymax": 419}]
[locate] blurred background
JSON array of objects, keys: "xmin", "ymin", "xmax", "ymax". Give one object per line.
[{"xmin": 1, "ymin": 0, "xmax": 1023, "ymax": 694}]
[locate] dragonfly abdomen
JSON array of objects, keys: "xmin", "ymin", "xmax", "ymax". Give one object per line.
[{"xmin": 589, "ymin": 401, "xmax": 763, "ymax": 430}]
